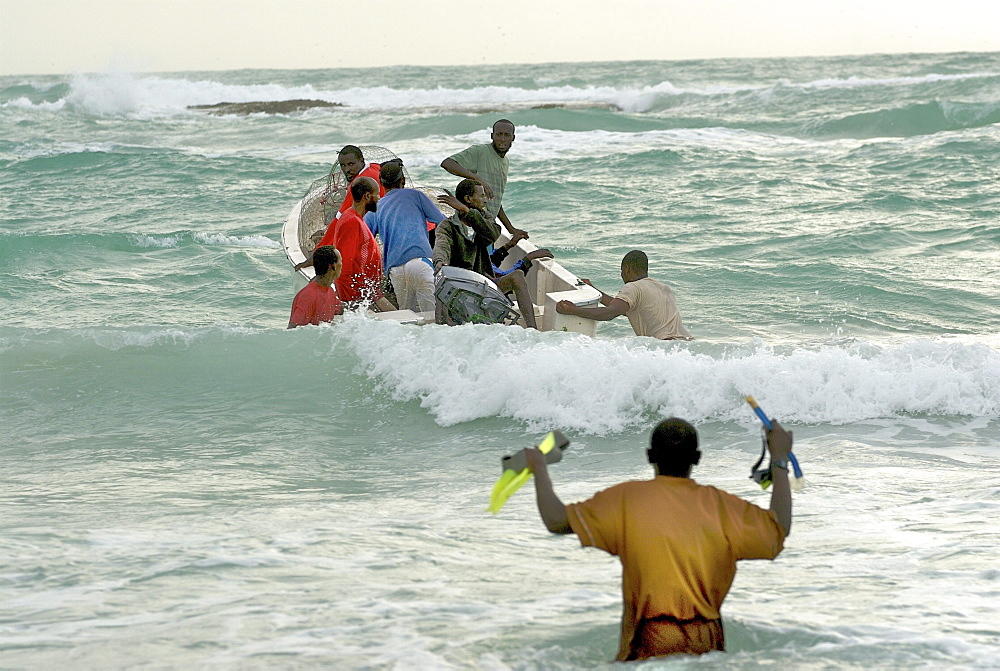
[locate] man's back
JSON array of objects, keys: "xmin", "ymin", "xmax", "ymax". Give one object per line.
[
  {"xmin": 567, "ymin": 477, "xmax": 784, "ymax": 660},
  {"xmin": 288, "ymin": 281, "xmax": 341, "ymax": 327},
  {"xmin": 365, "ymin": 188, "xmax": 443, "ymax": 272},
  {"xmin": 615, "ymin": 277, "xmax": 691, "ymax": 340},
  {"xmin": 329, "ymin": 208, "xmax": 382, "ymax": 303}
]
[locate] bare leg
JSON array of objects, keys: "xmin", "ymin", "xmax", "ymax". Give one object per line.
[{"xmin": 496, "ymin": 270, "xmax": 537, "ymax": 329}]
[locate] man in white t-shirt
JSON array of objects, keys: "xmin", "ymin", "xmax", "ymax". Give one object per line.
[{"xmin": 556, "ymin": 250, "xmax": 692, "ymax": 340}]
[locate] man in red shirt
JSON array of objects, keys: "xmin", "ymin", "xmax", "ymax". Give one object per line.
[
  {"xmin": 335, "ymin": 145, "xmax": 384, "ymax": 214},
  {"xmin": 287, "ymin": 245, "xmax": 343, "ymax": 328},
  {"xmin": 316, "ymin": 176, "xmax": 391, "ymax": 308},
  {"xmin": 297, "ymin": 146, "xmax": 387, "ymax": 273}
]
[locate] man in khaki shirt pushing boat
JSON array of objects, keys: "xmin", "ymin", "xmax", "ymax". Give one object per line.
[{"xmin": 556, "ymin": 249, "xmax": 692, "ymax": 340}]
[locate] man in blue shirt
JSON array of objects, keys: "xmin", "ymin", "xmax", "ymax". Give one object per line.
[{"xmin": 364, "ymin": 161, "xmax": 447, "ymax": 313}]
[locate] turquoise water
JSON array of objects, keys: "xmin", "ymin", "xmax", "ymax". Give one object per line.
[{"xmin": 2, "ymin": 53, "xmax": 999, "ymax": 668}]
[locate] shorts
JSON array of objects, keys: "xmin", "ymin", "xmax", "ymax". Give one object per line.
[{"xmin": 624, "ymin": 614, "xmax": 724, "ymax": 661}]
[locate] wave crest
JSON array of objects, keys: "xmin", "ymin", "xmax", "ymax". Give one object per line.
[{"xmin": 335, "ymin": 319, "xmax": 1000, "ymax": 434}]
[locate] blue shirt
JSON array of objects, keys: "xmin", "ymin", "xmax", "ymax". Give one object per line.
[{"xmin": 365, "ymin": 189, "xmax": 446, "ymax": 274}]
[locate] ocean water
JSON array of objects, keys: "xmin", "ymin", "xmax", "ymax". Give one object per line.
[{"xmin": 2, "ymin": 52, "xmax": 999, "ymax": 669}]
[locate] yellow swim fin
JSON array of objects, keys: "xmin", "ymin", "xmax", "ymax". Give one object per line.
[{"xmin": 487, "ymin": 431, "xmax": 569, "ymax": 514}]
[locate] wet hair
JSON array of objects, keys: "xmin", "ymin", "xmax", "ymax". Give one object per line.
[
  {"xmin": 339, "ymin": 145, "xmax": 364, "ymax": 162},
  {"xmin": 647, "ymin": 417, "xmax": 701, "ymax": 477},
  {"xmin": 380, "ymin": 161, "xmax": 405, "ymax": 189},
  {"xmin": 622, "ymin": 250, "xmax": 648, "ymax": 277},
  {"xmin": 455, "ymin": 178, "xmax": 479, "ymax": 206},
  {"xmin": 350, "ymin": 176, "xmax": 378, "ymax": 202},
  {"xmin": 313, "ymin": 245, "xmax": 340, "ymax": 276},
  {"xmin": 493, "ymin": 119, "xmax": 515, "ymax": 133}
]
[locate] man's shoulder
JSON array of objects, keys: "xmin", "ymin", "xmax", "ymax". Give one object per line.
[
  {"xmin": 621, "ymin": 277, "xmax": 670, "ymax": 297},
  {"xmin": 398, "ymin": 188, "xmax": 429, "ymax": 204},
  {"xmin": 640, "ymin": 277, "xmax": 673, "ymax": 292},
  {"xmin": 339, "ymin": 209, "xmax": 364, "ymax": 225},
  {"xmin": 688, "ymin": 479, "xmax": 762, "ymax": 510},
  {"xmin": 592, "ymin": 478, "xmax": 657, "ymax": 499},
  {"xmin": 450, "ymin": 143, "xmax": 491, "ymax": 163},
  {"xmin": 295, "ymin": 280, "xmax": 322, "ymax": 300}
]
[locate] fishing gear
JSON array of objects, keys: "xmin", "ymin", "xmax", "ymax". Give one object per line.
[{"xmin": 745, "ymin": 396, "xmax": 804, "ymax": 491}]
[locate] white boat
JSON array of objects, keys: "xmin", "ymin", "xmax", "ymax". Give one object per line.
[{"xmin": 281, "ymin": 147, "xmax": 602, "ymax": 334}]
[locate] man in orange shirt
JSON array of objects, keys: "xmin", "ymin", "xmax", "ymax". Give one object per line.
[{"xmin": 526, "ymin": 418, "xmax": 793, "ymax": 661}]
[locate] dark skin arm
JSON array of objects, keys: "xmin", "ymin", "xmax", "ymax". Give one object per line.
[
  {"xmin": 440, "ymin": 158, "xmax": 493, "ymax": 199},
  {"xmin": 496, "ymin": 205, "xmax": 529, "ymax": 241},
  {"xmin": 556, "ymin": 278, "xmax": 628, "ymax": 320},
  {"xmin": 525, "ymin": 447, "xmax": 571, "ymax": 534},
  {"xmin": 579, "ymin": 278, "xmax": 613, "ymax": 306},
  {"xmin": 766, "ymin": 420, "xmax": 793, "ymax": 535},
  {"xmin": 556, "ymin": 297, "xmax": 629, "ymax": 321},
  {"xmin": 525, "ymin": 420, "xmax": 794, "ymax": 538}
]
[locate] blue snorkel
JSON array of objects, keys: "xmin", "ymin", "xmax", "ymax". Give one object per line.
[{"xmin": 745, "ymin": 396, "xmax": 804, "ymax": 491}]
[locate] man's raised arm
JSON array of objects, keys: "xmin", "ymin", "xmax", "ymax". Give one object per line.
[
  {"xmin": 525, "ymin": 448, "xmax": 571, "ymax": 534},
  {"xmin": 440, "ymin": 158, "xmax": 494, "ymax": 199},
  {"xmin": 766, "ymin": 420, "xmax": 793, "ymax": 536}
]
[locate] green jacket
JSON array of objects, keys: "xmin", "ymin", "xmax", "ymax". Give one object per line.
[{"xmin": 432, "ymin": 208, "xmax": 500, "ymax": 278}]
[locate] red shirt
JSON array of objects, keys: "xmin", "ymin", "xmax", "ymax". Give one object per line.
[
  {"xmin": 314, "ymin": 162, "xmax": 386, "ymax": 257},
  {"xmin": 318, "ymin": 208, "xmax": 383, "ymax": 303},
  {"xmin": 338, "ymin": 163, "xmax": 384, "ymax": 213},
  {"xmin": 288, "ymin": 281, "xmax": 342, "ymax": 326}
]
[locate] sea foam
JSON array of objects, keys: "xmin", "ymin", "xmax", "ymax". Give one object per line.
[{"xmin": 333, "ymin": 317, "xmax": 1000, "ymax": 434}]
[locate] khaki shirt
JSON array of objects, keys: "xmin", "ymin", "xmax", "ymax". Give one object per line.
[{"xmin": 615, "ymin": 278, "xmax": 691, "ymax": 340}]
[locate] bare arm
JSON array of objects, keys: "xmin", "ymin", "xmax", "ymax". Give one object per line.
[
  {"xmin": 525, "ymin": 448, "xmax": 571, "ymax": 534},
  {"xmin": 294, "ymin": 252, "xmax": 314, "ymax": 271},
  {"xmin": 440, "ymin": 158, "xmax": 494, "ymax": 200},
  {"xmin": 577, "ymin": 278, "xmax": 613, "ymax": 306},
  {"xmin": 556, "ymin": 297, "xmax": 629, "ymax": 321},
  {"xmin": 766, "ymin": 420, "xmax": 793, "ymax": 536},
  {"xmin": 497, "ymin": 205, "xmax": 528, "ymax": 240},
  {"xmin": 369, "ymin": 296, "xmax": 397, "ymax": 313},
  {"xmin": 524, "ymin": 248, "xmax": 553, "ymax": 262}
]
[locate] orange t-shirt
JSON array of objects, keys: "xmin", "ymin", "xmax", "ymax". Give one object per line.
[{"xmin": 566, "ymin": 477, "xmax": 785, "ymax": 660}]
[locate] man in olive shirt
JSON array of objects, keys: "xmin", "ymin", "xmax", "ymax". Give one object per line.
[
  {"xmin": 556, "ymin": 250, "xmax": 692, "ymax": 340},
  {"xmin": 440, "ymin": 119, "xmax": 529, "ymax": 241}
]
